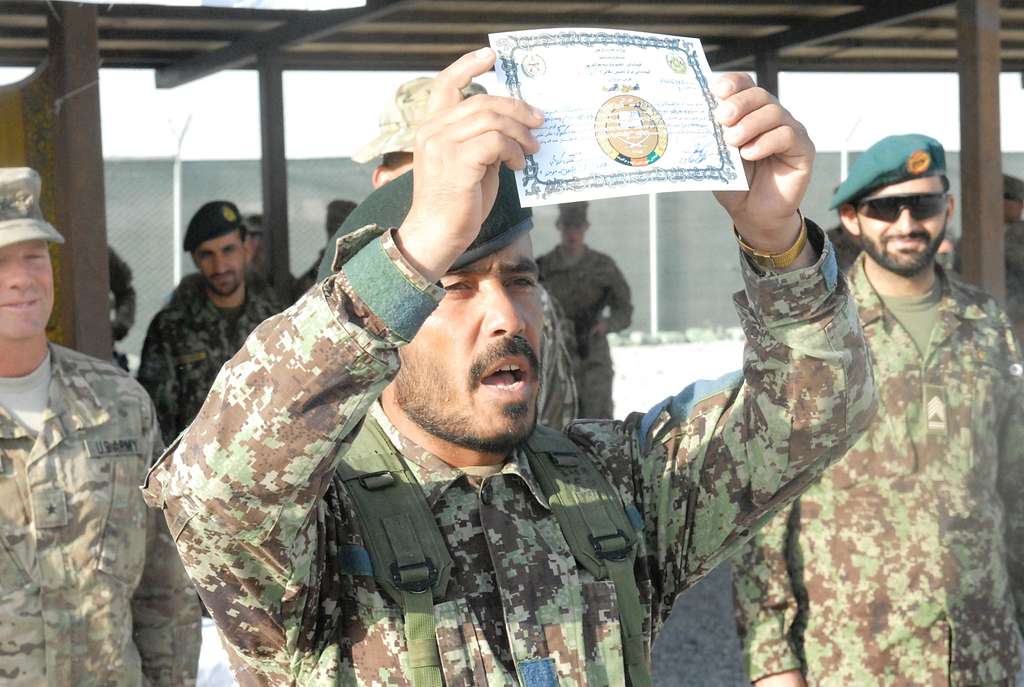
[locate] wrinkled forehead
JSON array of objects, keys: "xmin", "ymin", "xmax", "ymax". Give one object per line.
[
  {"xmin": 446, "ymin": 232, "xmax": 537, "ymax": 277},
  {"xmin": 0, "ymin": 238, "xmax": 49, "ymax": 258}
]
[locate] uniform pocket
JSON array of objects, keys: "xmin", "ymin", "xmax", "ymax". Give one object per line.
[{"xmin": 97, "ymin": 457, "xmax": 149, "ymax": 586}]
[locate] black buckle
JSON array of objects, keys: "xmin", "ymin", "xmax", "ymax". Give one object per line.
[
  {"xmin": 390, "ymin": 559, "xmax": 437, "ymax": 594},
  {"xmin": 358, "ymin": 470, "xmax": 395, "ymax": 490},
  {"xmin": 589, "ymin": 531, "xmax": 633, "ymax": 561}
]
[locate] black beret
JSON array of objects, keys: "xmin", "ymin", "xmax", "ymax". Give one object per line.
[
  {"xmin": 184, "ymin": 201, "xmax": 244, "ymax": 252},
  {"xmin": 317, "ymin": 165, "xmax": 532, "ymax": 281}
]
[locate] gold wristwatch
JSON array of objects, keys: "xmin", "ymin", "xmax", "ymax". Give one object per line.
[{"xmin": 733, "ymin": 212, "xmax": 808, "ymax": 270}]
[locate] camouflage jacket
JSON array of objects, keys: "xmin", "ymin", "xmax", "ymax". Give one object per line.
[
  {"xmin": 0, "ymin": 344, "xmax": 200, "ymax": 686},
  {"xmin": 733, "ymin": 257, "xmax": 1024, "ymax": 686},
  {"xmin": 137, "ymin": 276, "xmax": 281, "ymax": 445},
  {"xmin": 537, "ymin": 246, "xmax": 632, "ymax": 362},
  {"xmin": 142, "ymin": 222, "xmax": 875, "ymax": 686},
  {"xmin": 537, "ymin": 287, "xmax": 578, "ymax": 429}
]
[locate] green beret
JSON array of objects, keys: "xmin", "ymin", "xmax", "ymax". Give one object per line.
[
  {"xmin": 317, "ymin": 165, "xmax": 532, "ymax": 281},
  {"xmin": 830, "ymin": 134, "xmax": 946, "ymax": 209},
  {"xmin": 184, "ymin": 200, "xmax": 244, "ymax": 252}
]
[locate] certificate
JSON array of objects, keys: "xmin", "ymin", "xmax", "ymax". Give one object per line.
[{"xmin": 489, "ymin": 28, "xmax": 748, "ymax": 207}]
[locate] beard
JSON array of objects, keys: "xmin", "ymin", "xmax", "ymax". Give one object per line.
[
  {"xmin": 203, "ymin": 270, "xmax": 242, "ymax": 297},
  {"xmin": 394, "ymin": 335, "xmax": 541, "ymax": 454},
  {"xmin": 859, "ymin": 218, "xmax": 947, "ymax": 278}
]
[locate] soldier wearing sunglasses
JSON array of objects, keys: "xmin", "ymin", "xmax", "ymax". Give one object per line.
[{"xmin": 733, "ymin": 134, "xmax": 1024, "ymax": 687}]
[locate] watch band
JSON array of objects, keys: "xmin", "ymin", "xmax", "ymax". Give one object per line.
[{"xmin": 733, "ymin": 212, "xmax": 808, "ymax": 270}]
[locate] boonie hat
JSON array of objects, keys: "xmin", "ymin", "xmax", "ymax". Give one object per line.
[
  {"xmin": 318, "ymin": 165, "xmax": 532, "ymax": 281},
  {"xmin": 0, "ymin": 167, "xmax": 64, "ymax": 249},
  {"xmin": 184, "ymin": 201, "xmax": 244, "ymax": 252},
  {"xmin": 351, "ymin": 77, "xmax": 487, "ymax": 164},
  {"xmin": 830, "ymin": 134, "xmax": 947, "ymax": 209}
]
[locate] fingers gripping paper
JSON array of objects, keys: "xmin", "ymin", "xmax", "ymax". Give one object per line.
[{"xmin": 489, "ymin": 28, "xmax": 748, "ymax": 207}]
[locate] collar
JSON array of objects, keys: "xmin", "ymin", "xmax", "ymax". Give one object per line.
[
  {"xmin": 0, "ymin": 345, "xmax": 110, "ymax": 439},
  {"xmin": 369, "ymin": 403, "xmax": 550, "ymax": 511},
  {"xmin": 848, "ymin": 255, "xmax": 988, "ymax": 328}
]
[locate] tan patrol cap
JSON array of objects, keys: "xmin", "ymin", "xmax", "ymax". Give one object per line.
[
  {"xmin": 1006, "ymin": 174, "xmax": 1024, "ymax": 202},
  {"xmin": 351, "ymin": 77, "xmax": 487, "ymax": 164},
  {"xmin": 0, "ymin": 167, "xmax": 64, "ymax": 249}
]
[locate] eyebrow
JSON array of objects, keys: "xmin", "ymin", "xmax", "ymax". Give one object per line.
[{"xmin": 449, "ymin": 257, "xmax": 539, "ymax": 276}]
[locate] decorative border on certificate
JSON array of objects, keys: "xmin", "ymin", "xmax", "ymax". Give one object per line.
[{"xmin": 493, "ymin": 30, "xmax": 740, "ymax": 203}]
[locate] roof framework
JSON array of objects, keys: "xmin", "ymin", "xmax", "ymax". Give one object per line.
[{"xmin": 1, "ymin": 0, "xmax": 1023, "ymax": 81}]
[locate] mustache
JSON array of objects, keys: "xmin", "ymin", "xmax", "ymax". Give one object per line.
[
  {"xmin": 468, "ymin": 336, "xmax": 540, "ymax": 389},
  {"xmin": 883, "ymin": 230, "xmax": 931, "ymax": 244}
]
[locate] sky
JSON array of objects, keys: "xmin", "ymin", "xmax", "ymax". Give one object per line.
[{"xmin": 1, "ymin": 65, "xmax": 1023, "ymax": 159}]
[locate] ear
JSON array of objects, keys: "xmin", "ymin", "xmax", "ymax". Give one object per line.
[
  {"xmin": 372, "ymin": 165, "xmax": 397, "ymax": 189},
  {"xmin": 244, "ymin": 236, "xmax": 255, "ymax": 262},
  {"xmin": 189, "ymin": 252, "xmax": 200, "ymax": 269},
  {"xmin": 945, "ymin": 194, "xmax": 956, "ymax": 222},
  {"xmin": 838, "ymin": 205, "xmax": 861, "ymax": 237}
]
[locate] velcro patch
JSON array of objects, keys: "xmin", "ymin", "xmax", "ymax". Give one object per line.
[
  {"xmin": 32, "ymin": 488, "xmax": 68, "ymax": 529},
  {"xmin": 86, "ymin": 438, "xmax": 140, "ymax": 458}
]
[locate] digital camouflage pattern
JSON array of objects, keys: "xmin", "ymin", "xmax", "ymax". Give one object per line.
[
  {"xmin": 733, "ymin": 256, "xmax": 1024, "ymax": 686},
  {"xmin": 0, "ymin": 344, "xmax": 200, "ymax": 686},
  {"xmin": 137, "ymin": 273, "xmax": 281, "ymax": 445},
  {"xmin": 538, "ymin": 246, "xmax": 632, "ymax": 419},
  {"xmin": 537, "ymin": 287, "xmax": 578, "ymax": 429},
  {"xmin": 142, "ymin": 222, "xmax": 876, "ymax": 686}
]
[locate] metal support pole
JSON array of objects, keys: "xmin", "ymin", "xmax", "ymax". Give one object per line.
[
  {"xmin": 258, "ymin": 51, "xmax": 291, "ymax": 305},
  {"xmin": 648, "ymin": 193, "xmax": 658, "ymax": 336},
  {"xmin": 47, "ymin": 3, "xmax": 111, "ymax": 358},
  {"xmin": 754, "ymin": 52, "xmax": 779, "ymax": 97},
  {"xmin": 957, "ymin": 0, "xmax": 1004, "ymax": 301}
]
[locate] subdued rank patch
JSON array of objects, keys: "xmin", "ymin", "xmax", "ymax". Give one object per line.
[
  {"xmin": 85, "ymin": 438, "xmax": 139, "ymax": 458},
  {"xmin": 926, "ymin": 394, "xmax": 947, "ymax": 433},
  {"xmin": 32, "ymin": 487, "xmax": 68, "ymax": 528}
]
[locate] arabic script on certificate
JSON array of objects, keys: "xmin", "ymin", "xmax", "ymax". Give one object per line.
[{"xmin": 489, "ymin": 28, "xmax": 749, "ymax": 207}]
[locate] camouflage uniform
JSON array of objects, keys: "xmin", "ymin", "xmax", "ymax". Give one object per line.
[
  {"xmin": 0, "ymin": 344, "xmax": 201, "ymax": 686},
  {"xmin": 537, "ymin": 287, "xmax": 579, "ymax": 429},
  {"xmin": 824, "ymin": 224, "xmax": 861, "ymax": 274},
  {"xmin": 142, "ymin": 222, "xmax": 875, "ymax": 686},
  {"xmin": 538, "ymin": 246, "xmax": 632, "ymax": 419},
  {"xmin": 733, "ymin": 256, "xmax": 1024, "ymax": 686},
  {"xmin": 137, "ymin": 274, "xmax": 281, "ymax": 445},
  {"xmin": 1004, "ymin": 220, "xmax": 1024, "ymax": 343}
]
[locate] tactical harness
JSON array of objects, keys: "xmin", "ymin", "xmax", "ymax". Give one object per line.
[{"xmin": 338, "ymin": 417, "xmax": 651, "ymax": 687}]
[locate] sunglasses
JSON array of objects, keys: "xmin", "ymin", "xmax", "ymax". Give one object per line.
[{"xmin": 856, "ymin": 193, "xmax": 948, "ymax": 222}]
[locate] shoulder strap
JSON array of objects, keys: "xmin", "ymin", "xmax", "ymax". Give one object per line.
[
  {"xmin": 337, "ymin": 416, "xmax": 452, "ymax": 687},
  {"xmin": 525, "ymin": 425, "xmax": 652, "ymax": 687}
]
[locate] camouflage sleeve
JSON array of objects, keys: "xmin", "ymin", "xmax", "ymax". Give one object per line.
[
  {"xmin": 731, "ymin": 503, "xmax": 804, "ymax": 681},
  {"xmin": 137, "ymin": 314, "xmax": 178, "ymax": 446},
  {"xmin": 142, "ymin": 225, "xmax": 442, "ymax": 681},
  {"xmin": 537, "ymin": 288, "xmax": 579, "ymax": 429},
  {"xmin": 604, "ymin": 258, "xmax": 633, "ymax": 333},
  {"xmin": 631, "ymin": 223, "xmax": 876, "ymax": 611},
  {"xmin": 997, "ymin": 319, "xmax": 1024, "ymax": 635},
  {"xmin": 132, "ymin": 399, "xmax": 202, "ymax": 686}
]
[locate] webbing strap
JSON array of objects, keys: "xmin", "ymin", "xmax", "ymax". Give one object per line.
[
  {"xmin": 526, "ymin": 426, "xmax": 652, "ymax": 687},
  {"xmin": 402, "ymin": 589, "xmax": 443, "ymax": 684}
]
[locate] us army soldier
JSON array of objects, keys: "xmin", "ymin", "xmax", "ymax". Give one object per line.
[
  {"xmin": 0, "ymin": 167, "xmax": 200, "ymax": 685},
  {"xmin": 143, "ymin": 49, "xmax": 875, "ymax": 685},
  {"xmin": 733, "ymin": 135, "xmax": 1024, "ymax": 687},
  {"xmin": 538, "ymin": 201, "xmax": 632, "ymax": 418}
]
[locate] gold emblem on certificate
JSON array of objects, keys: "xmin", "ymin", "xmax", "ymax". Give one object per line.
[{"xmin": 594, "ymin": 94, "xmax": 668, "ymax": 167}]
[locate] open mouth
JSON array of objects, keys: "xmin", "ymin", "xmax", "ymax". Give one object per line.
[{"xmin": 481, "ymin": 362, "xmax": 527, "ymax": 389}]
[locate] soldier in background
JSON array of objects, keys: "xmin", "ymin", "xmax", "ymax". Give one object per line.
[
  {"xmin": 0, "ymin": 168, "xmax": 200, "ymax": 685},
  {"xmin": 138, "ymin": 201, "xmax": 281, "ymax": 444},
  {"xmin": 1004, "ymin": 173, "xmax": 1024, "ymax": 342},
  {"xmin": 108, "ymin": 247, "xmax": 136, "ymax": 370},
  {"xmin": 325, "ymin": 75, "xmax": 578, "ymax": 428},
  {"xmin": 538, "ymin": 201, "xmax": 632, "ymax": 418},
  {"xmin": 733, "ymin": 135, "xmax": 1024, "ymax": 687},
  {"xmin": 292, "ymin": 199, "xmax": 357, "ymax": 298}
]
